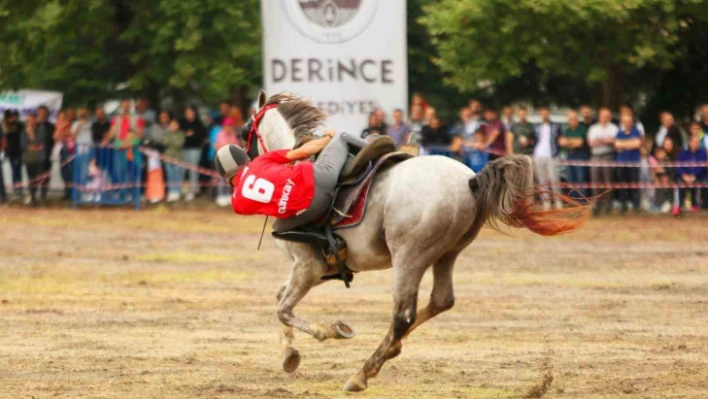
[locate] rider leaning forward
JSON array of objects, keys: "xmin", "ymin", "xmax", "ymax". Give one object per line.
[{"xmin": 215, "ymin": 131, "xmax": 388, "ymax": 232}]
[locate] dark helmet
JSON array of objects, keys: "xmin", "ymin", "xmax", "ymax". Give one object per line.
[{"xmin": 215, "ymin": 145, "xmax": 250, "ymax": 181}]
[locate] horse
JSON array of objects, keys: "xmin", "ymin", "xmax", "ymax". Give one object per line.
[{"xmin": 243, "ymin": 91, "xmax": 588, "ymax": 392}]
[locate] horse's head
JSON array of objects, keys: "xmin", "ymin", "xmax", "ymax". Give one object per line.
[{"xmin": 241, "ymin": 90, "xmax": 326, "ymax": 159}]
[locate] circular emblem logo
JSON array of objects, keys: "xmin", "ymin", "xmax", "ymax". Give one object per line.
[{"xmin": 282, "ymin": 0, "xmax": 379, "ymax": 44}]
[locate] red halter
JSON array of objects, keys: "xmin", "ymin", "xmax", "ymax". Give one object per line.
[{"xmin": 246, "ymin": 103, "xmax": 279, "ymax": 155}]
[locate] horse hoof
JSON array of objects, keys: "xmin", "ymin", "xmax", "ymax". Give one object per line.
[
  {"xmin": 282, "ymin": 348, "xmax": 301, "ymax": 373},
  {"xmin": 343, "ymin": 375, "xmax": 367, "ymax": 392},
  {"xmin": 331, "ymin": 321, "xmax": 355, "ymax": 339}
]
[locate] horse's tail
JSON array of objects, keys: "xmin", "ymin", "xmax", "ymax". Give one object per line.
[{"xmin": 468, "ymin": 155, "xmax": 589, "ymax": 236}]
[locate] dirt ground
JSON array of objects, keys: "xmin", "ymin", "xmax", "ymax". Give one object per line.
[{"xmin": 0, "ymin": 207, "xmax": 707, "ymax": 399}]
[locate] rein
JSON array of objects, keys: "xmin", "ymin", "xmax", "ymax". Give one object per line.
[{"xmin": 246, "ymin": 103, "xmax": 279, "ymax": 156}]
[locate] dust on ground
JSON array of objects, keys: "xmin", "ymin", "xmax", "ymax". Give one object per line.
[{"xmin": 0, "ymin": 208, "xmax": 707, "ymax": 399}]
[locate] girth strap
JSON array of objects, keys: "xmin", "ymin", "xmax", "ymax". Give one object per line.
[{"xmin": 321, "ymin": 186, "xmax": 353, "ymax": 288}]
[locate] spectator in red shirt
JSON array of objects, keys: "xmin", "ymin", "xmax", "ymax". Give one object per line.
[{"xmin": 110, "ymin": 99, "xmax": 145, "ymax": 145}]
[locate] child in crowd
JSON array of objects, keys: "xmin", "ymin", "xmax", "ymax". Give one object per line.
[
  {"xmin": 651, "ymin": 146, "xmax": 675, "ymax": 213},
  {"xmin": 85, "ymin": 159, "xmax": 105, "ymax": 201},
  {"xmin": 214, "ymin": 117, "xmax": 240, "ymax": 206},
  {"xmin": 639, "ymin": 143, "xmax": 653, "ymax": 211},
  {"xmin": 673, "ymin": 135, "xmax": 707, "ymax": 215},
  {"xmin": 467, "ymin": 130, "xmax": 489, "ymax": 173},
  {"xmin": 163, "ymin": 120, "xmax": 186, "ymax": 202}
]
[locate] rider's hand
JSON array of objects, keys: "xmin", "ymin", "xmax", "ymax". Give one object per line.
[{"xmin": 323, "ymin": 130, "xmax": 337, "ymax": 138}]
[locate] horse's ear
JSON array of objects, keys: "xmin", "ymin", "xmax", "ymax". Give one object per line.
[{"xmin": 257, "ymin": 90, "xmax": 266, "ymax": 111}]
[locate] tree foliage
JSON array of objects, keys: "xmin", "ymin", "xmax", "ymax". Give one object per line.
[
  {"xmin": 0, "ymin": 0, "xmax": 261, "ymax": 108},
  {"xmin": 124, "ymin": 0, "xmax": 261, "ymax": 107},
  {"xmin": 0, "ymin": 0, "xmax": 124, "ymax": 105},
  {"xmin": 407, "ymin": 0, "xmax": 469, "ymax": 119},
  {"xmin": 421, "ymin": 0, "xmax": 708, "ymax": 109}
]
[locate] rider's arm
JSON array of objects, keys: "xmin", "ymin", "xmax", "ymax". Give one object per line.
[{"xmin": 286, "ymin": 131, "xmax": 337, "ymax": 161}]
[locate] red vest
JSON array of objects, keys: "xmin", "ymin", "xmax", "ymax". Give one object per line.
[{"xmin": 231, "ymin": 150, "xmax": 315, "ymax": 218}]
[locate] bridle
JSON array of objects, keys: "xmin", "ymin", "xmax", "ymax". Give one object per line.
[{"xmin": 241, "ymin": 103, "xmax": 279, "ymax": 159}]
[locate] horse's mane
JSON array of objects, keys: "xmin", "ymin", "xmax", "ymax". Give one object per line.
[{"xmin": 264, "ymin": 93, "xmax": 326, "ymax": 140}]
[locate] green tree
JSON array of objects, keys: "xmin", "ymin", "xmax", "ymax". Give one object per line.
[
  {"xmin": 640, "ymin": 15, "xmax": 708, "ymax": 125},
  {"xmin": 408, "ymin": 0, "xmax": 469, "ymax": 120},
  {"xmin": 124, "ymin": 0, "xmax": 261, "ymax": 112},
  {"xmin": 422, "ymin": 0, "xmax": 708, "ymax": 109},
  {"xmin": 0, "ymin": 0, "xmax": 261, "ymax": 111},
  {"xmin": 0, "ymin": 0, "xmax": 126, "ymax": 105}
]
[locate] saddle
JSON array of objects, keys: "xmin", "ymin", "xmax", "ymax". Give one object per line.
[{"xmin": 272, "ymin": 135, "xmax": 415, "ymax": 287}]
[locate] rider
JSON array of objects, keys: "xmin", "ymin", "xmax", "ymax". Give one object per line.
[{"xmin": 215, "ymin": 131, "xmax": 391, "ymax": 232}]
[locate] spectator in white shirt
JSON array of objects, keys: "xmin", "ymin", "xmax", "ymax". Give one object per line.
[
  {"xmin": 71, "ymin": 107, "xmax": 93, "ymax": 146},
  {"xmin": 655, "ymin": 111, "xmax": 686, "ymax": 150},
  {"xmin": 533, "ymin": 107, "xmax": 563, "ymax": 210},
  {"xmin": 588, "ymin": 108, "xmax": 619, "ymax": 215}
]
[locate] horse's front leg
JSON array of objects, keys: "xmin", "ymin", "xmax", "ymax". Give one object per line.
[
  {"xmin": 277, "ymin": 257, "xmax": 355, "ymax": 340},
  {"xmin": 277, "ymin": 282, "xmax": 354, "ymax": 373}
]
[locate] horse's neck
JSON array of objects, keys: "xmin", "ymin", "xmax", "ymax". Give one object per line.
[{"xmin": 260, "ymin": 110, "xmax": 296, "ymax": 151}]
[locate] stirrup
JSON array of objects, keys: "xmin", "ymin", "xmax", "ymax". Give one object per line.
[{"xmin": 322, "ymin": 228, "xmax": 352, "ymax": 288}]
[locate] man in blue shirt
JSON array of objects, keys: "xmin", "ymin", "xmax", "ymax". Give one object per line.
[
  {"xmin": 386, "ymin": 109, "xmax": 411, "ymax": 148},
  {"xmin": 615, "ymin": 113, "xmax": 643, "ymax": 213}
]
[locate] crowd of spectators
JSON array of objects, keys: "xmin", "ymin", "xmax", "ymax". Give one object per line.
[
  {"xmin": 362, "ymin": 94, "xmax": 708, "ymax": 216},
  {"xmin": 2, "ymin": 93, "xmax": 707, "ymax": 216},
  {"xmin": 0, "ymin": 97, "xmax": 245, "ymax": 207}
]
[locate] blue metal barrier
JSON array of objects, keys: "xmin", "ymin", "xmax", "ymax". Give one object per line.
[
  {"xmin": 425, "ymin": 146, "xmax": 489, "ymax": 173},
  {"xmin": 72, "ymin": 144, "xmax": 142, "ymax": 209}
]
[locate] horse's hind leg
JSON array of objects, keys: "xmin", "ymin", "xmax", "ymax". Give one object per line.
[
  {"xmin": 404, "ymin": 251, "xmax": 458, "ymax": 338},
  {"xmin": 343, "ymin": 260, "xmax": 427, "ymax": 392},
  {"xmin": 403, "ymin": 221, "xmax": 483, "ymax": 338}
]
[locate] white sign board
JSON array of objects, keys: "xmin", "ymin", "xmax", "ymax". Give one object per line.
[
  {"xmin": 262, "ymin": 0, "xmax": 408, "ymax": 135},
  {"xmin": 0, "ymin": 90, "xmax": 63, "ymax": 121}
]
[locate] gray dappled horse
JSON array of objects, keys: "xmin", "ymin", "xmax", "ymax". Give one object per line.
[{"xmin": 247, "ymin": 91, "xmax": 587, "ymax": 392}]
